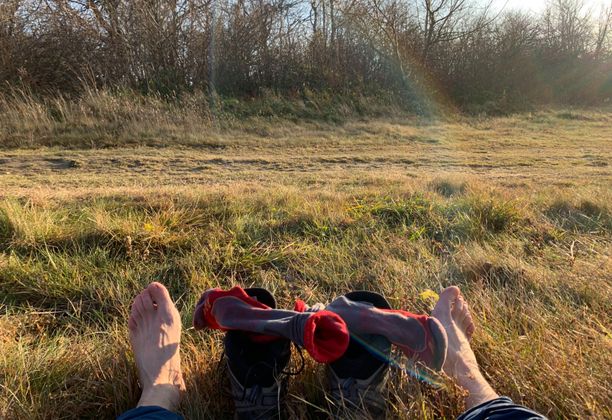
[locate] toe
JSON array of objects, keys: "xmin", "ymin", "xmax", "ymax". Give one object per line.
[
  {"xmin": 461, "ymin": 301, "xmax": 470, "ymax": 319},
  {"xmin": 455, "ymin": 299, "xmax": 469, "ymax": 326},
  {"xmin": 134, "ymin": 293, "xmax": 147, "ymax": 318},
  {"xmin": 142, "ymin": 287, "xmax": 156, "ymax": 310},
  {"xmin": 452, "ymin": 295, "xmax": 465, "ymax": 318},
  {"xmin": 147, "ymin": 282, "xmax": 179, "ymax": 321},
  {"xmin": 441, "ymin": 286, "xmax": 461, "ymax": 301},
  {"xmin": 464, "ymin": 312, "xmax": 475, "ymax": 340},
  {"xmin": 129, "ymin": 292, "xmax": 148, "ymax": 337},
  {"xmin": 128, "ymin": 315, "xmax": 138, "ymax": 331},
  {"xmin": 131, "ymin": 294, "xmax": 143, "ymax": 319},
  {"xmin": 466, "ymin": 322, "xmax": 475, "ymax": 340},
  {"xmin": 432, "ymin": 286, "xmax": 460, "ymax": 323},
  {"xmin": 147, "ymin": 282, "xmax": 172, "ymax": 307},
  {"xmin": 450, "ymin": 293, "xmax": 475, "ymax": 340}
]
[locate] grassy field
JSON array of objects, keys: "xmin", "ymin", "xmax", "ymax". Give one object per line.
[{"xmin": 0, "ymin": 108, "xmax": 611, "ymax": 419}]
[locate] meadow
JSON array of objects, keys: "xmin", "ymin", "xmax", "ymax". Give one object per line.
[{"xmin": 0, "ymin": 106, "xmax": 611, "ymax": 419}]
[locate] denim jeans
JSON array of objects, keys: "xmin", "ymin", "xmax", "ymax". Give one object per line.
[
  {"xmin": 118, "ymin": 397, "xmax": 546, "ymax": 419},
  {"xmin": 117, "ymin": 406, "xmax": 182, "ymax": 420},
  {"xmin": 457, "ymin": 396, "xmax": 547, "ymax": 420}
]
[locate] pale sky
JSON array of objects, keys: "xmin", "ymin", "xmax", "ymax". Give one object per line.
[{"xmin": 490, "ymin": 0, "xmax": 610, "ymax": 14}]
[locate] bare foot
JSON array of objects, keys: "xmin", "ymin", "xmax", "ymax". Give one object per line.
[
  {"xmin": 432, "ymin": 286, "xmax": 498, "ymax": 409},
  {"xmin": 128, "ymin": 282, "xmax": 185, "ymax": 411}
]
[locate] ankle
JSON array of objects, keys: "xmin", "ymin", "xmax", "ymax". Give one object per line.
[
  {"xmin": 445, "ymin": 353, "xmax": 479, "ymax": 379},
  {"xmin": 454, "ymin": 368, "xmax": 499, "ymax": 410},
  {"xmin": 464, "ymin": 380, "xmax": 499, "ymax": 409},
  {"xmin": 137, "ymin": 384, "xmax": 181, "ymax": 411}
]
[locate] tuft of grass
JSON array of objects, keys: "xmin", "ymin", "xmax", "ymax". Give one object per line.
[
  {"xmin": 546, "ymin": 199, "xmax": 611, "ymax": 234},
  {"xmin": 429, "ymin": 178, "xmax": 467, "ymax": 198},
  {"xmin": 0, "ymin": 208, "xmax": 14, "ymax": 247},
  {"xmin": 556, "ymin": 111, "xmax": 594, "ymax": 121},
  {"xmin": 460, "ymin": 197, "xmax": 522, "ymax": 235},
  {"xmin": 351, "ymin": 194, "xmax": 522, "ymax": 245}
]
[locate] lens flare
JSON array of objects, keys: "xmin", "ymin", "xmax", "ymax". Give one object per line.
[{"xmin": 350, "ymin": 333, "xmax": 446, "ymax": 388}]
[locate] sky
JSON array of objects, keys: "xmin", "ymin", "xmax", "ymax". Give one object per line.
[{"xmin": 491, "ymin": 0, "xmax": 610, "ymax": 14}]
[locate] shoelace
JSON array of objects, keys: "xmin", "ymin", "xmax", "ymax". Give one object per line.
[
  {"xmin": 331, "ymin": 377, "xmax": 352, "ymax": 396},
  {"xmin": 245, "ymin": 384, "xmax": 263, "ymax": 405},
  {"xmin": 341, "ymin": 377, "xmax": 358, "ymax": 400},
  {"xmin": 236, "ymin": 362, "xmax": 277, "ymax": 403},
  {"xmin": 217, "ymin": 344, "xmax": 306, "ymax": 402}
]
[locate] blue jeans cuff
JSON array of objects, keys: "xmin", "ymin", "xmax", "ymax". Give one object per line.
[
  {"xmin": 117, "ymin": 405, "xmax": 183, "ymax": 420},
  {"xmin": 457, "ymin": 396, "xmax": 547, "ymax": 420}
]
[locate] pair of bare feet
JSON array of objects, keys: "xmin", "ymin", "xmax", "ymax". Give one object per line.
[{"xmin": 127, "ymin": 282, "xmax": 497, "ymax": 412}]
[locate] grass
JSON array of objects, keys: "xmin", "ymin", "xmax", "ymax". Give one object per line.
[
  {"xmin": 0, "ymin": 89, "xmax": 411, "ymax": 149},
  {"xmin": 0, "ymin": 103, "xmax": 611, "ymax": 419}
]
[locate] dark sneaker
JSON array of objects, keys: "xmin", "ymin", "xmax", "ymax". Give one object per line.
[
  {"xmin": 224, "ymin": 288, "xmax": 292, "ymax": 420},
  {"xmin": 327, "ymin": 291, "xmax": 392, "ymax": 417}
]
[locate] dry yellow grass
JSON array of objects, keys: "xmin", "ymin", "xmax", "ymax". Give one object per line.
[{"xmin": 0, "ymin": 109, "xmax": 611, "ymax": 419}]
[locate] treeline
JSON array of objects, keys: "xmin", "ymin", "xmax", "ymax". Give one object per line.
[{"xmin": 0, "ymin": 0, "xmax": 611, "ymax": 111}]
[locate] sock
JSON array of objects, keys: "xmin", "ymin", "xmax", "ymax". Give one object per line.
[
  {"xmin": 295, "ymin": 296, "xmax": 448, "ymax": 370},
  {"xmin": 193, "ymin": 286, "xmax": 350, "ymax": 363}
]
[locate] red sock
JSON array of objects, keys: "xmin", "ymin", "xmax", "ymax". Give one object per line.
[
  {"xmin": 194, "ymin": 286, "xmax": 350, "ymax": 363},
  {"xmin": 295, "ymin": 297, "xmax": 447, "ymax": 370}
]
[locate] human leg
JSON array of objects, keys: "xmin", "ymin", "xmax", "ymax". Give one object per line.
[
  {"xmin": 432, "ymin": 286, "xmax": 546, "ymax": 419},
  {"xmin": 118, "ymin": 282, "xmax": 185, "ymax": 420}
]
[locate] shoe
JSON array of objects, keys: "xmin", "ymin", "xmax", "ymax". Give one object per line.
[
  {"xmin": 224, "ymin": 288, "xmax": 292, "ymax": 420},
  {"xmin": 327, "ymin": 291, "xmax": 392, "ymax": 416}
]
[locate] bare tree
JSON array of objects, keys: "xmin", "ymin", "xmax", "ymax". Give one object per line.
[{"xmin": 0, "ymin": 0, "xmax": 609, "ymax": 106}]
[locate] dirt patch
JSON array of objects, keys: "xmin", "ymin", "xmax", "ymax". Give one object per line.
[{"xmin": 44, "ymin": 158, "xmax": 81, "ymax": 169}]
